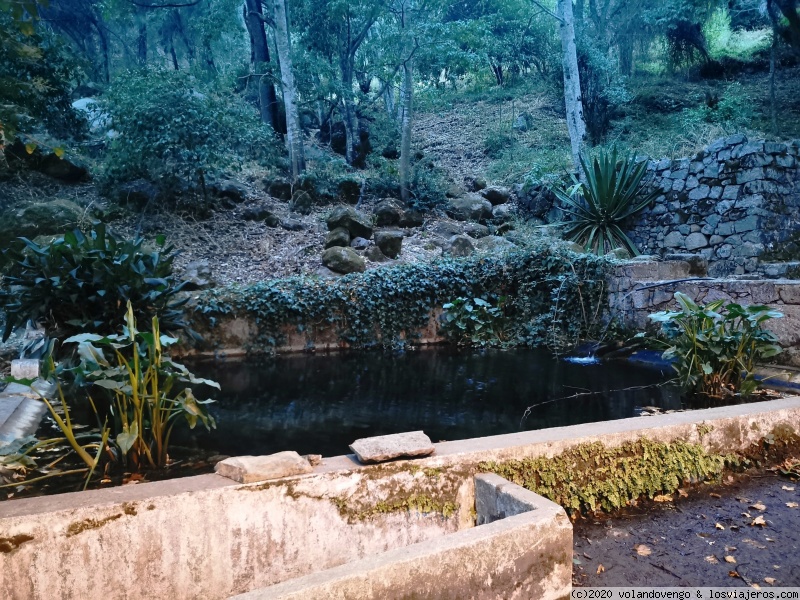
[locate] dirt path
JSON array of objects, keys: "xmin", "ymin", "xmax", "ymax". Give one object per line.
[{"xmin": 573, "ymin": 472, "xmax": 800, "ymax": 587}]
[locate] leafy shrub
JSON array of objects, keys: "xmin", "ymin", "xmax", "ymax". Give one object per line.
[
  {"xmin": 680, "ymin": 82, "xmax": 754, "ymax": 130},
  {"xmin": 576, "ymin": 38, "xmax": 630, "ymax": 144},
  {"xmin": 67, "ymin": 302, "xmax": 217, "ymax": 469},
  {"xmin": 408, "ymin": 159, "xmax": 449, "ymax": 212},
  {"xmin": 649, "ymin": 292, "xmax": 783, "ymax": 397},
  {"xmin": 0, "ymin": 223, "xmax": 189, "ymax": 341},
  {"xmin": 552, "ymin": 147, "xmax": 658, "ymax": 256},
  {"xmin": 483, "ymin": 130, "xmax": 514, "ymax": 159},
  {"xmin": 439, "ymin": 297, "xmax": 506, "ymax": 345},
  {"xmin": 101, "ymin": 69, "xmax": 280, "ymax": 202}
]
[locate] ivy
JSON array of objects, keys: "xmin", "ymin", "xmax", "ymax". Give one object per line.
[{"xmin": 192, "ymin": 241, "xmax": 612, "ymax": 353}]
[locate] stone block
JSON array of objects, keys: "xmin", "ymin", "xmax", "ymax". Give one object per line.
[
  {"xmin": 663, "ymin": 231, "xmax": 684, "ymax": 248},
  {"xmin": 10, "ymin": 359, "xmax": 41, "ymax": 380},
  {"xmin": 735, "ymin": 168, "xmax": 764, "ymax": 185},
  {"xmin": 672, "ymin": 179, "xmax": 685, "ymax": 192},
  {"xmin": 716, "ymin": 221, "xmax": 735, "ymax": 236},
  {"xmin": 765, "ymin": 142, "xmax": 788, "ymax": 155},
  {"xmin": 214, "ymin": 451, "xmax": 314, "ymax": 483},
  {"xmin": 709, "ymin": 235, "xmax": 724, "ymax": 245},
  {"xmin": 733, "ymin": 216, "xmax": 758, "ymax": 233},
  {"xmin": 708, "ymin": 186, "xmax": 723, "ymax": 199},
  {"xmin": 721, "ymin": 186, "xmax": 740, "ymax": 200},
  {"xmin": 685, "ymin": 175, "xmax": 699, "ymax": 189},
  {"xmin": 688, "ymin": 185, "xmax": 710, "ymax": 201},
  {"xmin": 779, "ymin": 284, "xmax": 800, "ymax": 305},
  {"xmin": 349, "ymin": 431, "xmax": 435, "ymax": 464},
  {"xmin": 716, "ymin": 199, "xmax": 735, "ymax": 215},
  {"xmin": 685, "ymin": 232, "xmax": 708, "ymax": 251}
]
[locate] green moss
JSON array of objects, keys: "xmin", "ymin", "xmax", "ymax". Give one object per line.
[{"xmin": 479, "ymin": 439, "xmax": 739, "ymax": 513}]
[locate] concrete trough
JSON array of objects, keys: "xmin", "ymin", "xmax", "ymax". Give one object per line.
[{"xmin": 1, "ymin": 396, "xmax": 800, "ymax": 600}]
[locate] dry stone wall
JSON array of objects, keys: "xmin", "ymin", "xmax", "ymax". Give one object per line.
[{"xmin": 628, "ymin": 135, "xmax": 800, "ymax": 277}]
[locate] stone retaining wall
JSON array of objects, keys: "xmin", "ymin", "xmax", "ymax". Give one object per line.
[{"xmin": 628, "ymin": 135, "xmax": 800, "ymax": 277}]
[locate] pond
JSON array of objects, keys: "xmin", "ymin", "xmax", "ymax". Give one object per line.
[{"xmin": 177, "ymin": 348, "xmax": 685, "ymax": 458}]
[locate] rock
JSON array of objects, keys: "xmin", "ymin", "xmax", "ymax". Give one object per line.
[
  {"xmin": 480, "ymin": 186, "xmax": 511, "ymax": 205},
  {"xmin": 492, "ymin": 204, "xmax": 512, "ymax": 223},
  {"xmin": 72, "ymin": 97, "xmax": 110, "ymax": 133},
  {"xmin": 326, "ymin": 205, "xmax": 373, "ymax": 239},
  {"xmin": 266, "ymin": 177, "xmax": 293, "ymax": 200},
  {"xmin": 350, "ymin": 236, "xmax": 370, "ymax": 250},
  {"xmin": 10, "ymin": 359, "xmax": 40, "ymax": 380},
  {"xmin": 466, "ymin": 176, "xmax": 487, "ymax": 192},
  {"xmin": 463, "ymin": 223, "xmax": 490, "ymax": 238},
  {"xmin": 474, "ymin": 235, "xmax": 515, "ymax": 253},
  {"xmin": 214, "ymin": 451, "xmax": 314, "ymax": 483},
  {"xmin": 280, "ymin": 218, "xmax": 305, "ymax": 231},
  {"xmin": 563, "ymin": 242, "xmax": 586, "ymax": 253},
  {"xmin": 212, "ymin": 180, "xmax": 248, "ymax": 203},
  {"xmin": 183, "ymin": 259, "xmax": 214, "ymax": 290},
  {"xmin": 513, "ymin": 112, "xmax": 532, "ymax": 131},
  {"xmin": 117, "ymin": 179, "xmax": 159, "ymax": 207},
  {"xmin": 365, "ymin": 245, "xmax": 391, "ymax": 262},
  {"xmin": 398, "ymin": 209, "xmax": 424, "ymax": 228},
  {"xmin": 349, "ymin": 431, "xmax": 435, "ymax": 464},
  {"xmin": 321, "ymin": 246, "xmax": 366, "ymax": 274},
  {"xmin": 374, "ymin": 229, "xmax": 404, "ymax": 258},
  {"xmin": 663, "ymin": 231, "xmax": 685, "ymax": 248},
  {"xmin": 337, "ymin": 177, "xmax": 362, "ymax": 204},
  {"xmin": 445, "ymin": 194, "xmax": 493, "ymax": 222},
  {"xmin": 38, "ymin": 153, "xmax": 89, "ymax": 182},
  {"xmin": 325, "ymin": 227, "xmax": 351, "ymax": 249},
  {"xmin": 0, "ymin": 199, "xmax": 84, "ymax": 248},
  {"xmin": 444, "ymin": 234, "xmax": 475, "ymax": 257},
  {"xmin": 516, "ymin": 183, "xmax": 554, "ymax": 218},
  {"xmin": 242, "ymin": 205, "xmax": 276, "ymax": 223},
  {"xmin": 664, "ymin": 253, "xmax": 708, "ymax": 276},
  {"xmin": 684, "ymin": 232, "xmax": 708, "ymax": 251},
  {"xmin": 495, "ymin": 222, "xmax": 514, "ymax": 235},
  {"xmin": 606, "ymin": 248, "xmax": 631, "ymax": 259},
  {"xmin": 289, "ymin": 190, "xmax": 315, "ymax": 215},
  {"xmin": 374, "ymin": 199, "xmax": 403, "ymax": 227}
]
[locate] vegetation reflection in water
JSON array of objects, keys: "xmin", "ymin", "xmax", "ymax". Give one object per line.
[{"xmin": 180, "ymin": 348, "xmax": 684, "ymax": 458}]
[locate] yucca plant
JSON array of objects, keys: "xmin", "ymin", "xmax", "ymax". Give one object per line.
[{"xmin": 552, "ymin": 146, "xmax": 659, "ymax": 256}]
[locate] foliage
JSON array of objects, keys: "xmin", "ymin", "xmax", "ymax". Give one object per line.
[
  {"xmin": 480, "ymin": 438, "xmax": 738, "ymax": 513},
  {"xmin": 552, "ymin": 146, "xmax": 659, "ymax": 256},
  {"xmin": 680, "ymin": 82, "xmax": 754, "ymax": 131},
  {"xmin": 649, "ymin": 292, "xmax": 783, "ymax": 398},
  {"xmin": 704, "ymin": 8, "xmax": 772, "ymax": 61},
  {"xmin": 66, "ymin": 302, "xmax": 218, "ymax": 469},
  {"xmin": 101, "ymin": 69, "xmax": 280, "ymax": 200},
  {"xmin": 194, "ymin": 241, "xmax": 611, "ymax": 354},
  {"xmin": 0, "ymin": 222, "xmax": 189, "ymax": 341},
  {"xmin": 439, "ymin": 297, "xmax": 506, "ymax": 346},
  {"xmin": 407, "ymin": 158, "xmax": 449, "ymax": 212},
  {"xmin": 0, "ymin": 10, "xmax": 84, "ymax": 154}
]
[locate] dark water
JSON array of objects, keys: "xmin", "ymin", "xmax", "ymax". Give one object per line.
[{"xmin": 177, "ymin": 348, "xmax": 683, "ymax": 458}]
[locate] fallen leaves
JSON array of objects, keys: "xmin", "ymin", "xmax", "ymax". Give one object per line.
[
  {"xmin": 596, "ymin": 564, "xmax": 605, "ymax": 575},
  {"xmin": 634, "ymin": 544, "xmax": 652, "ymax": 557},
  {"xmin": 724, "ymin": 555, "xmax": 737, "ymax": 564},
  {"xmin": 653, "ymin": 494, "xmax": 673, "ymax": 502},
  {"xmin": 705, "ymin": 555, "xmax": 719, "ymax": 564},
  {"xmin": 710, "ymin": 493, "xmax": 722, "ymax": 498},
  {"xmin": 786, "ymin": 502, "xmax": 799, "ymax": 508},
  {"xmin": 729, "ymin": 571, "xmax": 739, "ymax": 578},
  {"xmin": 782, "ymin": 485, "xmax": 795, "ymax": 492},
  {"xmin": 715, "ymin": 523, "xmax": 725, "ymax": 530},
  {"xmin": 742, "ymin": 538, "xmax": 766, "ymax": 550},
  {"xmin": 764, "ymin": 577, "xmax": 777, "ymax": 585},
  {"xmin": 749, "ymin": 502, "xmax": 766, "ymax": 511},
  {"xmin": 751, "ymin": 515, "xmax": 767, "ymax": 527}
]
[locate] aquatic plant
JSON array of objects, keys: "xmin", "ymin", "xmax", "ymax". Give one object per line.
[
  {"xmin": 649, "ymin": 292, "xmax": 783, "ymax": 398},
  {"xmin": 439, "ymin": 297, "xmax": 506, "ymax": 346}
]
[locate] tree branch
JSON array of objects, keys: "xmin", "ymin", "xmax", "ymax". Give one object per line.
[
  {"xmin": 532, "ymin": 0, "xmax": 563, "ymax": 24},
  {"xmin": 124, "ymin": 0, "xmax": 201, "ymax": 8}
]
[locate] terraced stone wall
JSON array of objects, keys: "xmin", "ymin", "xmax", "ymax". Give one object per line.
[{"xmin": 629, "ymin": 135, "xmax": 800, "ymax": 277}]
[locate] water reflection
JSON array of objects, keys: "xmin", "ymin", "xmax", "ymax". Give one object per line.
[{"xmin": 178, "ymin": 348, "xmax": 683, "ymax": 457}]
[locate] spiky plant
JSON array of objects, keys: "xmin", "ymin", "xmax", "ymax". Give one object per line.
[{"xmin": 552, "ymin": 147, "xmax": 659, "ymax": 256}]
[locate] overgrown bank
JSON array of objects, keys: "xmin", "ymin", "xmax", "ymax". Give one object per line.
[{"xmin": 190, "ymin": 241, "xmax": 612, "ymax": 354}]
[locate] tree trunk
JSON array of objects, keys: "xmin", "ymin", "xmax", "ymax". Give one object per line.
[
  {"xmin": 770, "ymin": 34, "xmax": 778, "ymax": 136},
  {"xmin": 244, "ymin": 0, "xmax": 280, "ymax": 132},
  {"xmin": 272, "ymin": 0, "xmax": 305, "ymax": 179},
  {"xmin": 340, "ymin": 54, "xmax": 358, "ymax": 165},
  {"xmin": 382, "ymin": 81, "xmax": 395, "ymax": 120},
  {"xmin": 399, "ymin": 46, "xmax": 413, "ymax": 205},
  {"xmin": 137, "ymin": 20, "xmax": 148, "ymax": 66},
  {"xmin": 557, "ymin": 0, "xmax": 587, "ymax": 175}
]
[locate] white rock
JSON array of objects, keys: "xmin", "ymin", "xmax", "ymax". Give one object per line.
[
  {"xmin": 350, "ymin": 431, "xmax": 435, "ymax": 464},
  {"xmin": 10, "ymin": 359, "xmax": 40, "ymax": 380},
  {"xmin": 214, "ymin": 451, "xmax": 314, "ymax": 483}
]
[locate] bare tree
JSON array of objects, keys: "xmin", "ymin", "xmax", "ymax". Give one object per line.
[
  {"xmin": 556, "ymin": 0, "xmax": 587, "ymax": 174},
  {"xmin": 271, "ymin": 0, "xmax": 305, "ymax": 179},
  {"xmin": 244, "ymin": 0, "xmax": 279, "ymax": 131}
]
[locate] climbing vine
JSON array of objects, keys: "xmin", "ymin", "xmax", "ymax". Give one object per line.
[{"xmin": 192, "ymin": 242, "xmax": 612, "ymax": 352}]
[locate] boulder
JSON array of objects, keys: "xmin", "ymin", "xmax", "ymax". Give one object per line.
[
  {"xmin": 365, "ymin": 245, "xmax": 391, "ymax": 263},
  {"xmin": 214, "ymin": 451, "xmax": 314, "ymax": 483},
  {"xmin": 289, "ymin": 190, "xmax": 315, "ymax": 215},
  {"xmin": 463, "ymin": 223, "xmax": 490, "ymax": 239},
  {"xmin": 474, "ymin": 235, "xmax": 515, "ymax": 253},
  {"xmin": 398, "ymin": 209, "xmax": 424, "ymax": 228},
  {"xmin": 431, "ymin": 222, "xmax": 463, "ymax": 238},
  {"xmin": 325, "ymin": 227, "xmax": 350, "ymax": 249},
  {"xmin": 374, "ymin": 229, "xmax": 404, "ymax": 259},
  {"xmin": 374, "ymin": 199, "xmax": 403, "ymax": 227},
  {"xmin": 211, "ymin": 179, "xmax": 248, "ymax": 203},
  {"xmin": 445, "ymin": 194, "xmax": 493, "ymax": 223},
  {"xmin": 182, "ymin": 259, "xmax": 214, "ymax": 290},
  {"xmin": 349, "ymin": 431, "xmax": 435, "ymax": 464},
  {"xmin": 350, "ymin": 237, "xmax": 370, "ymax": 250},
  {"xmin": 117, "ymin": 179, "xmax": 159, "ymax": 207},
  {"xmin": 480, "ymin": 186, "xmax": 511, "ymax": 205},
  {"xmin": 337, "ymin": 177, "xmax": 362, "ymax": 204},
  {"xmin": 242, "ymin": 205, "xmax": 277, "ymax": 225},
  {"xmin": 466, "ymin": 176, "xmax": 487, "ymax": 192},
  {"xmin": 513, "ymin": 112, "xmax": 532, "ymax": 132},
  {"xmin": 38, "ymin": 153, "xmax": 89, "ymax": 182},
  {"xmin": 0, "ymin": 199, "xmax": 83, "ymax": 248},
  {"xmin": 280, "ymin": 218, "xmax": 305, "ymax": 232},
  {"xmin": 322, "ymin": 246, "xmax": 366, "ymax": 274},
  {"xmin": 444, "ymin": 234, "xmax": 475, "ymax": 257},
  {"xmin": 266, "ymin": 177, "xmax": 293, "ymax": 200},
  {"xmin": 326, "ymin": 205, "xmax": 373, "ymax": 239},
  {"xmin": 492, "ymin": 204, "xmax": 512, "ymax": 223}
]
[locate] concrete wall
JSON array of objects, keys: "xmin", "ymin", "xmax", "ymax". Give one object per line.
[
  {"xmin": 628, "ymin": 136, "xmax": 800, "ymax": 277},
  {"xmin": 2, "ymin": 397, "xmax": 800, "ymax": 600},
  {"xmin": 235, "ymin": 474, "xmax": 571, "ymax": 600}
]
